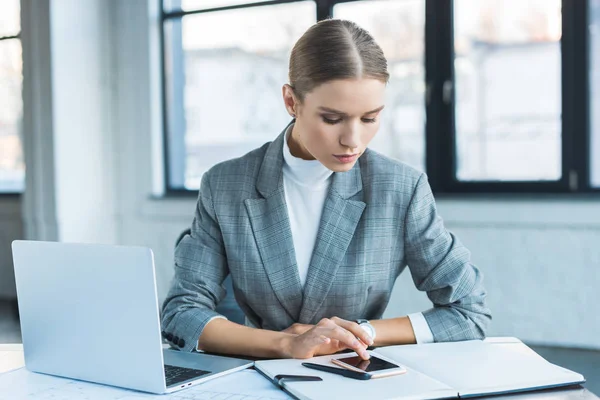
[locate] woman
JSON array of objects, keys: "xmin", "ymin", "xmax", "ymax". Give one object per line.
[{"xmin": 161, "ymin": 19, "xmax": 491, "ymax": 361}]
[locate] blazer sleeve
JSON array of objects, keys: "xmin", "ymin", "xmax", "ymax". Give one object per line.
[
  {"xmin": 404, "ymin": 173, "xmax": 492, "ymax": 342},
  {"xmin": 161, "ymin": 172, "xmax": 229, "ymax": 352}
]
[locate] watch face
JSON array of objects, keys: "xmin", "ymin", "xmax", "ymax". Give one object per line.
[{"xmin": 359, "ymin": 323, "xmax": 375, "ymax": 339}]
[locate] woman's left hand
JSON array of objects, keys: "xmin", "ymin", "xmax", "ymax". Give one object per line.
[
  {"xmin": 282, "ymin": 323, "xmax": 313, "ymax": 335},
  {"xmin": 282, "ymin": 318, "xmax": 372, "ymax": 357}
]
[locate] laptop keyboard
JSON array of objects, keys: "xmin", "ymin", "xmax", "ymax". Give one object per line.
[{"xmin": 164, "ymin": 364, "xmax": 211, "ymax": 387}]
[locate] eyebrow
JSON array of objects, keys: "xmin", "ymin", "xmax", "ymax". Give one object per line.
[{"xmin": 318, "ymin": 105, "xmax": 385, "ymax": 116}]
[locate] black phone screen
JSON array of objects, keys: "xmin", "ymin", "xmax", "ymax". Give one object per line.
[{"xmin": 336, "ymin": 355, "xmax": 400, "ymax": 372}]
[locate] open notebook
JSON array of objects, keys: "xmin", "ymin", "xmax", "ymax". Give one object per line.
[{"xmin": 254, "ymin": 337, "xmax": 585, "ymax": 400}]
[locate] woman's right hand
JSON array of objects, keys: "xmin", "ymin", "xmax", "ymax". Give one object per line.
[{"xmin": 280, "ymin": 317, "xmax": 373, "ymax": 360}]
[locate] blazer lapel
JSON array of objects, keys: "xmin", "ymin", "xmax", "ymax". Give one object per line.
[
  {"xmin": 244, "ymin": 125, "xmax": 303, "ymax": 322},
  {"xmin": 298, "ymin": 160, "xmax": 366, "ymax": 323}
]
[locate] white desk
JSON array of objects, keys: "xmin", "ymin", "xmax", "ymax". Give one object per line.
[
  {"xmin": 0, "ymin": 343, "xmax": 24, "ymax": 373},
  {"xmin": 0, "ymin": 344, "xmax": 597, "ymax": 400}
]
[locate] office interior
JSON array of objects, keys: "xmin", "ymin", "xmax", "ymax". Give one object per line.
[{"xmin": 0, "ymin": 0, "xmax": 599, "ymax": 395}]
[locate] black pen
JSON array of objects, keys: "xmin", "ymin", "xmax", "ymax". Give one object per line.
[{"xmin": 302, "ymin": 362, "xmax": 372, "ymax": 380}]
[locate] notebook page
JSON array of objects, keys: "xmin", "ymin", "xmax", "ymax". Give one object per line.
[
  {"xmin": 255, "ymin": 352, "xmax": 458, "ymax": 400},
  {"xmin": 376, "ymin": 340, "xmax": 585, "ymax": 397}
]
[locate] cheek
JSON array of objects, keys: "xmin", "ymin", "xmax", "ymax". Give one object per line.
[
  {"xmin": 305, "ymin": 124, "xmax": 338, "ymax": 150},
  {"xmin": 362, "ymin": 124, "xmax": 379, "ymax": 145}
]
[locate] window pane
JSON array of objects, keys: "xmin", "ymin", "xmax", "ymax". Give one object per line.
[
  {"xmin": 591, "ymin": 0, "xmax": 600, "ymax": 188},
  {"xmin": 334, "ymin": 0, "xmax": 426, "ymax": 173},
  {"xmin": 165, "ymin": 0, "xmax": 270, "ymax": 13},
  {"xmin": 455, "ymin": 0, "xmax": 562, "ymax": 182},
  {"xmin": 164, "ymin": 2, "xmax": 316, "ymax": 190},
  {"xmin": 0, "ymin": 0, "xmax": 20, "ymax": 37},
  {"xmin": 0, "ymin": 39, "xmax": 24, "ymax": 193}
]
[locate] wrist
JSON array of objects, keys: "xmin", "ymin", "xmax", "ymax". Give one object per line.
[{"xmin": 356, "ymin": 319, "xmax": 376, "ymax": 343}]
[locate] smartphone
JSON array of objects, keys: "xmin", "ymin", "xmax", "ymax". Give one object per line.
[{"xmin": 331, "ymin": 353, "xmax": 407, "ymax": 379}]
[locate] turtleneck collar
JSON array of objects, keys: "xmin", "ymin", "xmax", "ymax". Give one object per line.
[{"xmin": 282, "ymin": 123, "xmax": 333, "ymax": 190}]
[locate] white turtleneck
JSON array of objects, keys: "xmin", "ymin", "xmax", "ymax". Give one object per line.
[
  {"xmin": 282, "ymin": 123, "xmax": 434, "ymax": 344},
  {"xmin": 283, "ymin": 124, "xmax": 333, "ymax": 287}
]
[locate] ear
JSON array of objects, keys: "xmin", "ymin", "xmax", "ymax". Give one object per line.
[{"xmin": 282, "ymin": 84, "xmax": 298, "ymax": 118}]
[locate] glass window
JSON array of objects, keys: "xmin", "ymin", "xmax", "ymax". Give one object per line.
[
  {"xmin": 334, "ymin": 0, "xmax": 426, "ymax": 172},
  {"xmin": 454, "ymin": 0, "xmax": 562, "ymax": 182},
  {"xmin": 165, "ymin": 0, "xmax": 271, "ymax": 13},
  {"xmin": 591, "ymin": 0, "xmax": 600, "ymax": 188},
  {"xmin": 163, "ymin": 2, "xmax": 316, "ymax": 190},
  {"xmin": 0, "ymin": 37, "xmax": 24, "ymax": 193}
]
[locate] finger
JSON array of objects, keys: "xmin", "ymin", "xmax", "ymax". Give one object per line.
[
  {"xmin": 331, "ymin": 339, "xmax": 347, "ymax": 352},
  {"xmin": 302, "ymin": 334, "xmax": 330, "ymax": 353},
  {"xmin": 324, "ymin": 339, "xmax": 347, "ymax": 353},
  {"xmin": 321, "ymin": 326, "xmax": 370, "ymax": 360},
  {"xmin": 330, "ymin": 317, "xmax": 374, "ymax": 346},
  {"xmin": 315, "ymin": 335, "xmax": 330, "ymax": 345}
]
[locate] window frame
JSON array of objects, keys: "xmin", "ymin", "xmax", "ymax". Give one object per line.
[
  {"xmin": 160, "ymin": 0, "xmax": 599, "ymax": 195},
  {"xmin": 0, "ymin": 32, "xmax": 23, "ymax": 196}
]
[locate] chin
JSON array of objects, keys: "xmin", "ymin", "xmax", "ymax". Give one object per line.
[{"xmin": 327, "ymin": 161, "xmax": 358, "ymax": 173}]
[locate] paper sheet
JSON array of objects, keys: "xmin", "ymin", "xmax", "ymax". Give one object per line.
[
  {"xmin": 0, "ymin": 368, "xmax": 292, "ymax": 400},
  {"xmin": 376, "ymin": 340, "xmax": 585, "ymax": 397}
]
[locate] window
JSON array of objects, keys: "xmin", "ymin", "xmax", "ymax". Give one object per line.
[
  {"xmin": 162, "ymin": 1, "xmax": 315, "ymax": 190},
  {"xmin": 161, "ymin": 0, "xmax": 598, "ymax": 194},
  {"xmin": 454, "ymin": 0, "xmax": 562, "ymax": 182},
  {"xmin": 0, "ymin": 0, "xmax": 24, "ymax": 194},
  {"xmin": 426, "ymin": 0, "xmax": 591, "ymax": 193},
  {"xmin": 165, "ymin": 0, "xmax": 261, "ymax": 12},
  {"xmin": 161, "ymin": 0, "xmax": 426, "ymax": 192}
]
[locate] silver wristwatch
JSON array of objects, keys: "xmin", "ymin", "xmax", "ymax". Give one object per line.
[{"xmin": 355, "ymin": 319, "xmax": 376, "ymax": 341}]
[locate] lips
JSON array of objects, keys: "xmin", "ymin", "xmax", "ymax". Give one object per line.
[{"xmin": 334, "ymin": 154, "xmax": 358, "ymax": 163}]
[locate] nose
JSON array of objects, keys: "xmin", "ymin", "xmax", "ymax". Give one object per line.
[{"xmin": 340, "ymin": 122, "xmax": 360, "ymax": 150}]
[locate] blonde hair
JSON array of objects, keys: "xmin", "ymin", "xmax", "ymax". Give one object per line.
[{"xmin": 289, "ymin": 19, "xmax": 389, "ymax": 102}]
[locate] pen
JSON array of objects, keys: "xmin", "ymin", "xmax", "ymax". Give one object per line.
[{"xmin": 301, "ymin": 362, "xmax": 372, "ymax": 380}]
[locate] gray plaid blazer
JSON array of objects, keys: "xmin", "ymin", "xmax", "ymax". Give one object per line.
[{"xmin": 161, "ymin": 126, "xmax": 491, "ymax": 352}]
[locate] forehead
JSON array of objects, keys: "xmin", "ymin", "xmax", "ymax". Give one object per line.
[{"xmin": 304, "ymin": 78, "xmax": 386, "ymax": 114}]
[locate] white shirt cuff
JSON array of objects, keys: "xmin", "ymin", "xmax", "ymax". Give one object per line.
[
  {"xmin": 408, "ymin": 313, "xmax": 434, "ymax": 344},
  {"xmin": 196, "ymin": 315, "xmax": 228, "ymax": 352}
]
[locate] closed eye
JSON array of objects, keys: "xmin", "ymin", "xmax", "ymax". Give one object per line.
[
  {"xmin": 322, "ymin": 117, "xmax": 377, "ymax": 125},
  {"xmin": 322, "ymin": 116, "xmax": 343, "ymax": 125}
]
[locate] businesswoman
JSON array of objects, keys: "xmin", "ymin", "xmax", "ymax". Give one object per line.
[{"xmin": 161, "ymin": 19, "xmax": 491, "ymax": 360}]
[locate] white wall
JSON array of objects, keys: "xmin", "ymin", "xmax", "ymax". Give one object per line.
[
  {"xmin": 22, "ymin": 0, "xmax": 600, "ymax": 350},
  {"xmin": 49, "ymin": 0, "xmax": 119, "ymax": 244},
  {"xmin": 0, "ymin": 196, "xmax": 22, "ymax": 299},
  {"xmin": 20, "ymin": 0, "xmax": 118, "ymax": 245}
]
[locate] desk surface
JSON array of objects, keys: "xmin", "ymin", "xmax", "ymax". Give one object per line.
[
  {"xmin": 1, "ymin": 344, "xmax": 597, "ymax": 400},
  {"xmin": 0, "ymin": 344, "xmax": 25, "ymax": 374}
]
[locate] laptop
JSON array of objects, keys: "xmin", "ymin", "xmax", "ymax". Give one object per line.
[{"xmin": 11, "ymin": 240, "xmax": 253, "ymax": 394}]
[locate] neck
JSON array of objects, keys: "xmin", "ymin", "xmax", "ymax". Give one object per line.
[{"xmin": 288, "ymin": 122, "xmax": 315, "ymax": 160}]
